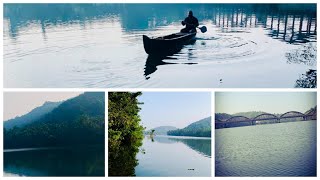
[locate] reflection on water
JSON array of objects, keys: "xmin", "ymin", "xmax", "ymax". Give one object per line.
[
  {"xmin": 3, "ymin": 4, "xmax": 317, "ymax": 88},
  {"xmin": 144, "ymin": 56, "xmax": 177, "ymax": 79},
  {"xmin": 286, "ymin": 43, "xmax": 316, "ymax": 66},
  {"xmin": 295, "ymin": 69, "xmax": 317, "ymax": 88},
  {"xmin": 216, "ymin": 121, "xmax": 316, "ymax": 176},
  {"xmin": 285, "ymin": 43, "xmax": 317, "ymax": 88},
  {"xmin": 4, "ymin": 146, "xmax": 105, "ymax": 177},
  {"xmin": 165, "ymin": 137, "xmax": 211, "ymax": 158},
  {"xmin": 108, "ymin": 143, "xmax": 141, "ymax": 176},
  {"xmin": 108, "ymin": 135, "xmax": 211, "ymax": 176},
  {"xmin": 134, "ymin": 136, "xmax": 211, "ymax": 177},
  {"xmin": 210, "ymin": 5, "xmax": 316, "ymax": 44}
]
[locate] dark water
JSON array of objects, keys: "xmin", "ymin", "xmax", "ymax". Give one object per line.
[
  {"xmin": 135, "ymin": 136, "xmax": 211, "ymax": 177},
  {"xmin": 215, "ymin": 121, "xmax": 316, "ymax": 176},
  {"xmin": 4, "ymin": 4, "xmax": 317, "ymax": 88},
  {"xmin": 4, "ymin": 146, "xmax": 105, "ymax": 176}
]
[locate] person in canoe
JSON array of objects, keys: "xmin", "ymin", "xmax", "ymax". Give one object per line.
[{"xmin": 181, "ymin": 10, "xmax": 199, "ymax": 33}]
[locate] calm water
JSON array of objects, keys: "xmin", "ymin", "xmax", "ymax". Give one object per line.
[
  {"xmin": 215, "ymin": 121, "xmax": 316, "ymax": 176},
  {"xmin": 135, "ymin": 136, "xmax": 211, "ymax": 177},
  {"xmin": 4, "ymin": 146, "xmax": 105, "ymax": 176},
  {"xmin": 4, "ymin": 4, "xmax": 317, "ymax": 88}
]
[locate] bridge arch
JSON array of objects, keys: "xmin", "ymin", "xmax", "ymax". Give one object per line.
[
  {"xmin": 280, "ymin": 111, "xmax": 305, "ymax": 118},
  {"xmin": 226, "ymin": 116, "xmax": 251, "ymax": 122},
  {"xmin": 253, "ymin": 113, "xmax": 279, "ymax": 121}
]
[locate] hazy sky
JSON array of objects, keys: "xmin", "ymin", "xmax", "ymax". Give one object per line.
[
  {"xmin": 216, "ymin": 92, "xmax": 317, "ymax": 114},
  {"xmin": 138, "ymin": 92, "xmax": 211, "ymax": 130},
  {"xmin": 4, "ymin": 92, "xmax": 83, "ymax": 121}
]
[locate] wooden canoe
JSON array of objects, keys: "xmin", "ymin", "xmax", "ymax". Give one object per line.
[{"xmin": 143, "ymin": 32, "xmax": 196, "ymax": 55}]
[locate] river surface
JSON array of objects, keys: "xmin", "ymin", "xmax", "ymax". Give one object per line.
[
  {"xmin": 135, "ymin": 136, "xmax": 211, "ymax": 177},
  {"xmin": 3, "ymin": 4, "xmax": 317, "ymax": 88},
  {"xmin": 3, "ymin": 146, "xmax": 105, "ymax": 176},
  {"xmin": 215, "ymin": 120, "xmax": 316, "ymax": 176}
]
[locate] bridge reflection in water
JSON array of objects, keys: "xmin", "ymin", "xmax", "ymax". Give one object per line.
[{"xmin": 215, "ymin": 108, "xmax": 317, "ymax": 129}]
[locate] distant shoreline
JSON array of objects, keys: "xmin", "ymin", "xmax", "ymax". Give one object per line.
[
  {"xmin": 145, "ymin": 135, "xmax": 211, "ymax": 139},
  {"xmin": 4, "ymin": 144, "xmax": 104, "ymax": 152}
]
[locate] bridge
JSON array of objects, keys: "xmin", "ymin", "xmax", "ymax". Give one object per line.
[{"xmin": 215, "ymin": 108, "xmax": 317, "ymax": 129}]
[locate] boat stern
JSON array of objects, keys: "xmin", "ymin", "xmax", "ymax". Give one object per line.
[{"xmin": 143, "ymin": 35, "xmax": 151, "ymax": 55}]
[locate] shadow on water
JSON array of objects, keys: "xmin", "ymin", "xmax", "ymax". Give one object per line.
[
  {"xmin": 144, "ymin": 54, "xmax": 198, "ymax": 79},
  {"xmin": 144, "ymin": 56, "xmax": 178, "ymax": 79},
  {"xmin": 4, "ymin": 146, "xmax": 105, "ymax": 177},
  {"xmin": 144, "ymin": 39, "xmax": 197, "ymax": 78},
  {"xmin": 152, "ymin": 136, "xmax": 211, "ymax": 158}
]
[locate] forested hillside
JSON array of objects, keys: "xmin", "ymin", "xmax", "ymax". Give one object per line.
[
  {"xmin": 4, "ymin": 92, "xmax": 105, "ymax": 149},
  {"xmin": 167, "ymin": 117, "xmax": 211, "ymax": 137}
]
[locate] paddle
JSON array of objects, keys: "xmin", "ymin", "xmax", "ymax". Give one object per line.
[
  {"xmin": 198, "ymin": 26, "xmax": 207, "ymax": 33},
  {"xmin": 182, "ymin": 21, "xmax": 207, "ymax": 33}
]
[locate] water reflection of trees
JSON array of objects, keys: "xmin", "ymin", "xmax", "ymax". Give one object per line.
[
  {"xmin": 108, "ymin": 144, "xmax": 141, "ymax": 176},
  {"xmin": 4, "ymin": 4, "xmax": 316, "ymax": 44},
  {"xmin": 286, "ymin": 43, "xmax": 316, "ymax": 66},
  {"xmin": 212, "ymin": 4, "xmax": 316, "ymax": 44},
  {"xmin": 4, "ymin": 147, "xmax": 105, "ymax": 176},
  {"xmin": 295, "ymin": 69, "xmax": 317, "ymax": 88},
  {"xmin": 153, "ymin": 136, "xmax": 211, "ymax": 158},
  {"xmin": 285, "ymin": 43, "xmax": 317, "ymax": 88}
]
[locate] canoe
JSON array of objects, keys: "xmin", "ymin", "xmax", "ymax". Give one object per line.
[{"xmin": 143, "ymin": 32, "xmax": 196, "ymax": 55}]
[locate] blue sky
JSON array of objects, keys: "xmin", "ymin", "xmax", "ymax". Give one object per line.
[
  {"xmin": 138, "ymin": 92, "xmax": 211, "ymax": 130},
  {"xmin": 215, "ymin": 92, "xmax": 317, "ymax": 114}
]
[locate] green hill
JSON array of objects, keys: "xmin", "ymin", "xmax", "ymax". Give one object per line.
[
  {"xmin": 167, "ymin": 117, "xmax": 211, "ymax": 137},
  {"xmin": 4, "ymin": 92, "xmax": 105, "ymax": 149}
]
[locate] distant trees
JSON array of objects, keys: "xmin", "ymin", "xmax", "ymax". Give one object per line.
[{"xmin": 108, "ymin": 92, "xmax": 144, "ymax": 176}]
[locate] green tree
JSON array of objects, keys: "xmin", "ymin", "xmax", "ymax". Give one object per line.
[{"xmin": 108, "ymin": 92, "xmax": 144, "ymax": 176}]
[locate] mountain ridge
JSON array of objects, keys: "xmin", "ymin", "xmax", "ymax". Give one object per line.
[
  {"xmin": 4, "ymin": 101, "xmax": 62, "ymax": 130},
  {"xmin": 167, "ymin": 117, "xmax": 211, "ymax": 137}
]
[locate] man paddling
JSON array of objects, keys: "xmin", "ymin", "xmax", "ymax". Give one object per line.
[{"xmin": 181, "ymin": 11, "xmax": 199, "ymax": 33}]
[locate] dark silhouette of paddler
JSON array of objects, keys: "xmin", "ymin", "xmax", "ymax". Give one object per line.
[{"xmin": 181, "ymin": 11, "xmax": 199, "ymax": 33}]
